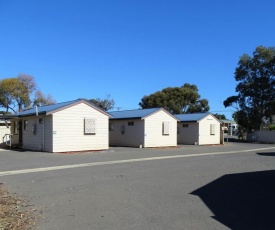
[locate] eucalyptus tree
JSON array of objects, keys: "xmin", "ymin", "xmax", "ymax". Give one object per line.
[
  {"xmin": 224, "ymin": 46, "xmax": 275, "ymax": 132},
  {"xmin": 139, "ymin": 83, "xmax": 210, "ymax": 114},
  {"xmin": 0, "ymin": 74, "xmax": 55, "ymax": 113},
  {"xmin": 88, "ymin": 94, "xmax": 115, "ymax": 111}
]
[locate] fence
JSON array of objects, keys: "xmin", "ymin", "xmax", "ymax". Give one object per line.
[{"xmin": 247, "ymin": 130, "xmax": 275, "ymax": 144}]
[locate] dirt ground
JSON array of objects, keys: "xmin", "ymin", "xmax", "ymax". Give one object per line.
[{"xmin": 0, "ymin": 183, "xmax": 40, "ymax": 230}]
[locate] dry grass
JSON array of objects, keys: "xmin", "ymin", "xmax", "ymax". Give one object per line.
[{"xmin": 0, "ymin": 183, "xmax": 40, "ymax": 230}]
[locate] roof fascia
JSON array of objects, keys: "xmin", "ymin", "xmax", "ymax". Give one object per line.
[
  {"xmin": 19, "ymin": 112, "xmax": 47, "ymax": 117},
  {"xmin": 109, "ymin": 117, "xmax": 142, "ymax": 121},
  {"xmin": 141, "ymin": 108, "xmax": 180, "ymax": 121},
  {"xmin": 46, "ymin": 100, "xmax": 113, "ymax": 117},
  {"xmin": 0, "ymin": 115, "xmax": 19, "ymax": 119},
  {"xmin": 197, "ymin": 113, "xmax": 222, "ymax": 123},
  {"xmin": 221, "ymin": 120, "xmax": 236, "ymax": 124}
]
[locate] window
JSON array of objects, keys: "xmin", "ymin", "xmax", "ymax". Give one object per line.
[
  {"xmin": 162, "ymin": 122, "xmax": 170, "ymax": 135},
  {"xmin": 14, "ymin": 121, "xmax": 19, "ymax": 134},
  {"xmin": 182, "ymin": 123, "xmax": 189, "ymax": 128},
  {"xmin": 39, "ymin": 118, "xmax": 44, "ymax": 124},
  {"xmin": 109, "ymin": 123, "xmax": 114, "ymax": 131},
  {"xmin": 84, "ymin": 118, "xmax": 96, "ymax": 134},
  {"xmin": 23, "ymin": 120, "xmax": 28, "ymax": 131},
  {"xmin": 128, "ymin": 121, "xmax": 134, "ymax": 126},
  {"xmin": 32, "ymin": 123, "xmax": 37, "ymax": 135},
  {"xmin": 210, "ymin": 124, "xmax": 216, "ymax": 135},
  {"xmin": 121, "ymin": 124, "xmax": 125, "ymax": 135}
]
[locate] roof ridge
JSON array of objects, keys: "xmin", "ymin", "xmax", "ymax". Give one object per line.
[
  {"xmin": 109, "ymin": 107, "xmax": 160, "ymax": 113},
  {"xmin": 19, "ymin": 99, "xmax": 79, "ymax": 114},
  {"xmin": 37, "ymin": 99, "xmax": 79, "ymax": 108},
  {"xmin": 175, "ymin": 112, "xmax": 210, "ymax": 115},
  {"xmin": 17, "ymin": 99, "xmax": 81, "ymax": 115}
]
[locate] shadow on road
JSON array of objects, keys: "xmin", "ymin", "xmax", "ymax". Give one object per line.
[
  {"xmin": 190, "ymin": 170, "xmax": 275, "ymax": 230},
  {"xmin": 257, "ymin": 152, "xmax": 275, "ymax": 157},
  {"xmin": 224, "ymin": 136, "xmax": 249, "ymax": 143}
]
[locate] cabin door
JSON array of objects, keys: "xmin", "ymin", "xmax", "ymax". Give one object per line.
[{"xmin": 19, "ymin": 120, "xmax": 23, "ymax": 144}]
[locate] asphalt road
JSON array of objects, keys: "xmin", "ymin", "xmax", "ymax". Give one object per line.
[{"xmin": 1, "ymin": 142, "xmax": 275, "ymax": 230}]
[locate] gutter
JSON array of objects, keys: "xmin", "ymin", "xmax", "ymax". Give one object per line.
[{"xmin": 109, "ymin": 117, "xmax": 142, "ymax": 121}]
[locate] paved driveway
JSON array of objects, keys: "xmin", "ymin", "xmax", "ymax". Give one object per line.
[
  {"xmin": 1, "ymin": 142, "xmax": 275, "ymax": 229},
  {"xmin": 0, "ymin": 142, "xmax": 273, "ymax": 172}
]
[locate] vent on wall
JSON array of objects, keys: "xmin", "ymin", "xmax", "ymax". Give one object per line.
[{"xmin": 84, "ymin": 118, "xmax": 96, "ymax": 134}]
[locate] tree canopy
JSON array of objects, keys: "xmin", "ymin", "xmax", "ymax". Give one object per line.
[
  {"xmin": 213, "ymin": 113, "xmax": 226, "ymax": 120},
  {"xmin": 33, "ymin": 90, "xmax": 56, "ymax": 107},
  {"xmin": 139, "ymin": 83, "xmax": 210, "ymax": 114},
  {"xmin": 0, "ymin": 74, "xmax": 56, "ymax": 113},
  {"xmin": 224, "ymin": 46, "xmax": 275, "ymax": 133},
  {"xmin": 88, "ymin": 94, "xmax": 115, "ymax": 111}
]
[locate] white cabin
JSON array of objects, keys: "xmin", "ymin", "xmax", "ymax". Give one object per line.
[
  {"xmin": 9, "ymin": 99, "xmax": 111, "ymax": 152},
  {"xmin": 109, "ymin": 108, "xmax": 179, "ymax": 148},
  {"xmin": 176, "ymin": 113, "xmax": 221, "ymax": 145}
]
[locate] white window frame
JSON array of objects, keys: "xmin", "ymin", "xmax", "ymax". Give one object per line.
[
  {"xmin": 162, "ymin": 122, "xmax": 170, "ymax": 135},
  {"xmin": 210, "ymin": 124, "xmax": 216, "ymax": 135},
  {"xmin": 14, "ymin": 120, "xmax": 19, "ymax": 134}
]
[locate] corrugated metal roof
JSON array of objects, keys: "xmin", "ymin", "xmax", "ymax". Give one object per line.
[
  {"xmin": 0, "ymin": 99, "xmax": 112, "ymax": 118},
  {"xmin": 18, "ymin": 100, "xmax": 80, "ymax": 116},
  {"xmin": 175, "ymin": 113, "xmax": 210, "ymax": 122},
  {"xmin": 109, "ymin": 108, "xmax": 160, "ymax": 120},
  {"xmin": 0, "ymin": 115, "xmax": 19, "ymax": 119},
  {"xmin": 220, "ymin": 119, "xmax": 236, "ymax": 124}
]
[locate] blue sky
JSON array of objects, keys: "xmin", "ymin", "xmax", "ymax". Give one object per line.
[{"xmin": 1, "ymin": 0, "xmax": 274, "ymax": 119}]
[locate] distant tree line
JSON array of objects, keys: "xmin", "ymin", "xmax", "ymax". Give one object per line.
[
  {"xmin": 1, "ymin": 75, "xmax": 224, "ymax": 121},
  {"xmin": 88, "ymin": 84, "xmax": 211, "ymax": 115}
]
